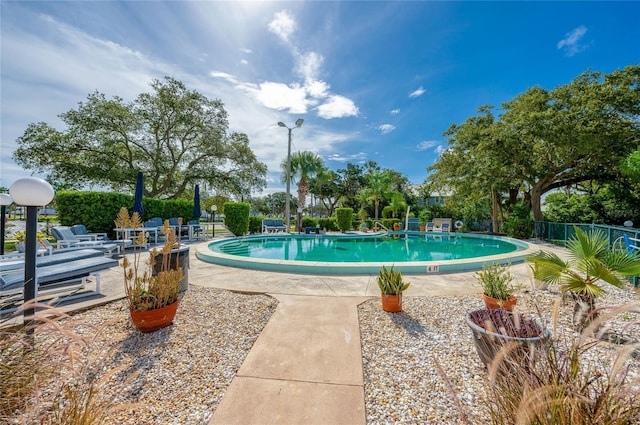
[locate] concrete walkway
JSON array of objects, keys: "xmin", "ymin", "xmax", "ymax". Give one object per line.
[{"xmin": 209, "ymin": 295, "xmax": 368, "ymax": 425}]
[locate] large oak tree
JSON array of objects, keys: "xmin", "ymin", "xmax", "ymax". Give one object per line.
[{"xmin": 13, "ymin": 77, "xmax": 267, "ymax": 199}]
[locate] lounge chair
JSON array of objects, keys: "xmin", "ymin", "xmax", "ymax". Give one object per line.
[
  {"xmin": 0, "ymin": 248, "xmax": 104, "ymax": 272},
  {"xmin": 51, "ymin": 226, "xmax": 124, "ymax": 256},
  {"xmin": 0, "ymin": 255, "xmax": 118, "ymax": 297},
  {"xmin": 426, "ymin": 222, "xmax": 435, "ymax": 232},
  {"xmin": 70, "ymin": 224, "xmax": 107, "ymax": 241},
  {"xmin": 441, "ymin": 223, "xmax": 451, "ymax": 233},
  {"xmin": 623, "ymin": 234, "xmax": 640, "ymax": 255}
]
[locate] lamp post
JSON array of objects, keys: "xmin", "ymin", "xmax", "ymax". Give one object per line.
[
  {"xmin": 0, "ymin": 193, "xmax": 12, "ymax": 256},
  {"xmin": 277, "ymin": 118, "xmax": 304, "ymax": 232},
  {"xmin": 9, "ymin": 178, "xmax": 55, "ymax": 332},
  {"xmin": 211, "ymin": 204, "xmax": 217, "ymax": 238}
]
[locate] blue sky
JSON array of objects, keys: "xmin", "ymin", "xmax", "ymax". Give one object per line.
[{"xmin": 1, "ymin": 1, "xmax": 639, "ymax": 196}]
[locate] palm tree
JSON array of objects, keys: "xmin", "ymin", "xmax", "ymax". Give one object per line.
[
  {"xmin": 526, "ymin": 226, "xmax": 640, "ymax": 329},
  {"xmin": 361, "ymin": 165, "xmax": 393, "ymax": 220},
  {"xmin": 281, "ymin": 151, "xmax": 323, "ymax": 227},
  {"xmin": 388, "ymin": 192, "xmax": 407, "ymax": 218}
]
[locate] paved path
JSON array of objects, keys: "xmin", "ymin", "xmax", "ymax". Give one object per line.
[{"xmin": 209, "ymin": 295, "xmax": 368, "ymax": 425}]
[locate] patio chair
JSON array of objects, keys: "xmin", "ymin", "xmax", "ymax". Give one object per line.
[
  {"xmin": 187, "ymin": 220, "xmax": 205, "ymax": 240},
  {"xmin": 169, "ymin": 217, "xmax": 189, "ymax": 237},
  {"xmin": 426, "ymin": 222, "xmax": 435, "ymax": 232},
  {"xmin": 70, "ymin": 224, "xmax": 108, "ymax": 241},
  {"xmin": 441, "ymin": 223, "xmax": 451, "ymax": 232},
  {"xmin": 407, "ymin": 218, "xmax": 419, "ymax": 231}
]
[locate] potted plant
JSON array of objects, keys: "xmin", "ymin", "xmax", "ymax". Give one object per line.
[
  {"xmin": 115, "ymin": 208, "xmax": 183, "ymax": 333},
  {"xmin": 527, "ymin": 226, "xmax": 640, "ymax": 330},
  {"xmin": 377, "ymin": 265, "xmax": 410, "ymax": 312},
  {"xmin": 475, "ymin": 263, "xmax": 518, "ymax": 311},
  {"xmin": 466, "ymin": 308, "xmax": 550, "ymax": 369}
]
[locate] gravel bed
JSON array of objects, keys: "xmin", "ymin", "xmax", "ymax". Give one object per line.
[
  {"xmin": 23, "ymin": 286, "xmax": 278, "ymax": 425},
  {"xmin": 358, "ymin": 285, "xmax": 640, "ymax": 424}
]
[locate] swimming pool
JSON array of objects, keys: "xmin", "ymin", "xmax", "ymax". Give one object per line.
[{"xmin": 195, "ymin": 232, "xmax": 537, "ymax": 275}]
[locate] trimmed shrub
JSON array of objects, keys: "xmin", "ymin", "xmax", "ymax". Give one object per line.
[
  {"xmin": 249, "ymin": 216, "xmax": 265, "ymax": 234},
  {"xmin": 336, "ymin": 208, "xmax": 353, "ymax": 232},
  {"xmin": 381, "ymin": 206, "xmax": 393, "ymax": 219},
  {"xmin": 224, "ymin": 202, "xmax": 250, "ymax": 236},
  {"xmin": 301, "ymin": 216, "xmax": 318, "ymax": 228}
]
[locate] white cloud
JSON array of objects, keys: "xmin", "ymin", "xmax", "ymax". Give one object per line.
[
  {"xmin": 296, "ymin": 51, "xmax": 324, "ymax": 81},
  {"xmin": 435, "ymin": 145, "xmax": 446, "ymax": 155},
  {"xmin": 305, "ymin": 79, "xmax": 330, "ymax": 99},
  {"xmin": 378, "ymin": 124, "xmax": 396, "ymax": 134},
  {"xmin": 251, "ymin": 81, "xmax": 309, "ymax": 114},
  {"xmin": 317, "ymin": 95, "xmax": 359, "ymax": 119},
  {"xmin": 327, "ymin": 152, "xmax": 367, "ymax": 163},
  {"xmin": 240, "ymin": 48, "xmax": 252, "ymax": 54},
  {"xmin": 390, "ymin": 109, "xmax": 400, "ymax": 115},
  {"xmin": 409, "ymin": 86, "xmax": 426, "ymax": 98},
  {"xmin": 416, "ymin": 140, "xmax": 439, "ymax": 151},
  {"xmin": 210, "ymin": 71, "xmax": 239, "ymax": 84},
  {"xmin": 240, "ymin": 59, "xmax": 248, "ymax": 65},
  {"xmin": 557, "ymin": 26, "xmax": 588, "ymax": 57},
  {"xmin": 268, "ymin": 10, "xmax": 297, "ymax": 45}
]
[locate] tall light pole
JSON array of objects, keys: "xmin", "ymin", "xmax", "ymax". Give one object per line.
[
  {"xmin": 9, "ymin": 178, "xmax": 54, "ymax": 333},
  {"xmin": 211, "ymin": 204, "xmax": 217, "ymax": 238},
  {"xmin": 277, "ymin": 118, "xmax": 303, "ymax": 232},
  {"xmin": 0, "ymin": 193, "xmax": 12, "ymax": 256}
]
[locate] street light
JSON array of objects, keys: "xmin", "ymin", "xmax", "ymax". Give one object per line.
[
  {"xmin": 9, "ymin": 178, "xmax": 55, "ymax": 332},
  {"xmin": 0, "ymin": 193, "xmax": 12, "ymax": 256},
  {"xmin": 277, "ymin": 118, "xmax": 304, "ymax": 232},
  {"xmin": 211, "ymin": 204, "xmax": 217, "ymax": 237}
]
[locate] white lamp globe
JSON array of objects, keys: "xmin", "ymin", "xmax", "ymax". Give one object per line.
[
  {"xmin": 0, "ymin": 193, "xmax": 12, "ymax": 206},
  {"xmin": 623, "ymin": 220, "xmax": 633, "ymax": 228},
  {"xmin": 9, "ymin": 178, "xmax": 55, "ymax": 206}
]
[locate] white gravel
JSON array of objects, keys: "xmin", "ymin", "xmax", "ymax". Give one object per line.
[
  {"xmin": 358, "ymin": 285, "xmax": 640, "ymax": 424},
  {"xmin": 11, "ymin": 282, "xmax": 640, "ymax": 424},
  {"xmin": 32, "ymin": 286, "xmax": 278, "ymax": 425}
]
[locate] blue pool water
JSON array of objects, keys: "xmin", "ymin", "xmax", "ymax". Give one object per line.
[
  {"xmin": 196, "ymin": 232, "xmax": 533, "ymax": 275},
  {"xmin": 213, "ymin": 234, "xmax": 517, "ymax": 262}
]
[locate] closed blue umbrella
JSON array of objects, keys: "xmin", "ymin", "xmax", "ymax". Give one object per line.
[
  {"xmin": 132, "ymin": 171, "xmax": 144, "ymax": 218},
  {"xmin": 193, "ymin": 184, "xmax": 201, "ymax": 219}
]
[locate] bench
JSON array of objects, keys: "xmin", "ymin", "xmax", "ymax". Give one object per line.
[
  {"xmin": 262, "ymin": 219, "xmax": 287, "ymax": 233},
  {"xmin": 1, "ymin": 256, "xmax": 119, "ymax": 297}
]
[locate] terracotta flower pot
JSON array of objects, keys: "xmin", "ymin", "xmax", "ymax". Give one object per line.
[
  {"xmin": 130, "ymin": 300, "xmax": 179, "ymax": 333},
  {"xmin": 419, "ymin": 226, "xmax": 426, "ymax": 232},
  {"xmin": 381, "ymin": 294, "xmax": 403, "ymax": 313},
  {"xmin": 393, "ymin": 223, "xmax": 401, "ymax": 231},
  {"xmin": 482, "ymin": 293, "xmax": 517, "ymax": 311}
]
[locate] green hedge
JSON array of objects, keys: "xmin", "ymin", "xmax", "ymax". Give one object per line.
[
  {"xmin": 55, "ymin": 191, "xmax": 198, "ymax": 237},
  {"xmin": 224, "ymin": 202, "xmax": 250, "ymax": 236},
  {"xmin": 317, "ymin": 217, "xmax": 338, "ymax": 231}
]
